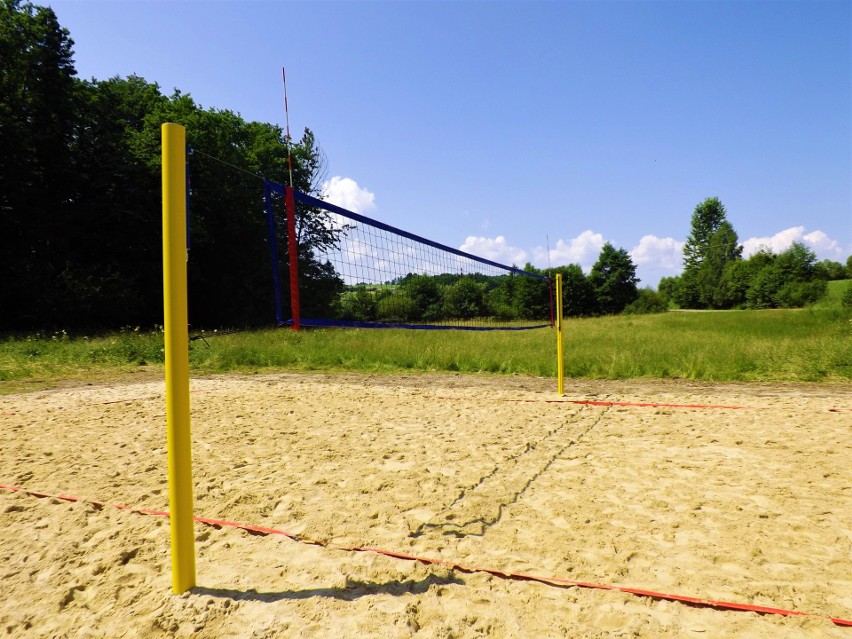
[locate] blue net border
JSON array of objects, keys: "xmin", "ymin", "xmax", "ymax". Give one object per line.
[
  {"xmin": 283, "ymin": 319, "xmax": 551, "ymax": 331},
  {"xmin": 265, "ymin": 181, "xmax": 550, "ymax": 282}
]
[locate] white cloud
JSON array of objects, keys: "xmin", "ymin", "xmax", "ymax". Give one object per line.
[
  {"xmin": 628, "ymin": 235, "xmax": 685, "ymax": 287},
  {"xmin": 630, "ymin": 235, "xmax": 684, "ymax": 269},
  {"xmin": 802, "ymin": 230, "xmax": 844, "ymax": 259},
  {"xmin": 459, "ymin": 235, "xmax": 528, "ymax": 265},
  {"xmin": 741, "ymin": 226, "xmax": 805, "ymax": 256},
  {"xmin": 321, "ymin": 176, "xmax": 376, "ymax": 214},
  {"xmin": 531, "ymin": 230, "xmax": 606, "ymax": 270},
  {"xmin": 741, "ymin": 226, "xmax": 845, "ymax": 260}
]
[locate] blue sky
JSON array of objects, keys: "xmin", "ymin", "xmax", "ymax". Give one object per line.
[{"xmin": 49, "ymin": 0, "xmax": 851, "ymax": 286}]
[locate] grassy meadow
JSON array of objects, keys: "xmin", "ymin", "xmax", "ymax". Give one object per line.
[
  {"xmin": 812, "ymin": 278, "xmax": 852, "ymax": 309},
  {"xmin": 1, "ymin": 296, "xmax": 849, "ymax": 392}
]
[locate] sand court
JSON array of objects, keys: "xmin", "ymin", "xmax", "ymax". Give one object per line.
[{"xmin": 1, "ymin": 373, "xmax": 850, "ymax": 637}]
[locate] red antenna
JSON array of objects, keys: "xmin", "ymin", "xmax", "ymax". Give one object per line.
[
  {"xmin": 281, "ymin": 67, "xmax": 300, "ymax": 331},
  {"xmin": 282, "ymin": 67, "xmax": 295, "ymax": 187},
  {"xmin": 546, "ymin": 234, "xmax": 552, "ymax": 273}
]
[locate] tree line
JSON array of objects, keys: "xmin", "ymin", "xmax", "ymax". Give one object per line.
[
  {"xmin": 1, "ymin": 0, "xmax": 648, "ymax": 332},
  {"xmin": 335, "ymin": 242, "xmax": 647, "ymax": 325},
  {"xmin": 5, "ymin": 2, "xmax": 842, "ymax": 333},
  {"xmin": 1, "ymin": 0, "xmax": 339, "ymax": 331},
  {"xmin": 659, "ymin": 197, "xmax": 850, "ymax": 310}
]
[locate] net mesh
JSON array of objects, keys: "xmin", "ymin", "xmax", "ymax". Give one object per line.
[{"xmin": 264, "ymin": 181, "xmax": 551, "ymax": 330}]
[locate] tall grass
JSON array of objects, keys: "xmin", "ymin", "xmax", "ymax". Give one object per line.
[
  {"xmin": 1, "ymin": 307, "xmax": 849, "ymax": 392},
  {"xmin": 561, "ymin": 309, "xmax": 849, "ymax": 381},
  {"xmin": 0, "ymin": 328, "xmax": 166, "ymax": 385},
  {"xmin": 188, "ymin": 328, "xmax": 557, "ymax": 376}
]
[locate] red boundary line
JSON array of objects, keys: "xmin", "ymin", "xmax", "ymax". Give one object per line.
[
  {"xmin": 25, "ymin": 395, "xmax": 840, "ymax": 412},
  {"xmin": 503, "ymin": 399, "xmax": 846, "ymax": 412},
  {"xmin": 1, "ymin": 484, "xmax": 849, "ymax": 627},
  {"xmin": 498, "ymin": 398, "xmax": 754, "ymax": 410}
]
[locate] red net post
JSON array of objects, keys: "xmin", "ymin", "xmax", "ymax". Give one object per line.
[
  {"xmin": 285, "ymin": 185, "xmax": 300, "ymax": 331},
  {"xmin": 548, "ymin": 277, "xmax": 555, "ymax": 328}
]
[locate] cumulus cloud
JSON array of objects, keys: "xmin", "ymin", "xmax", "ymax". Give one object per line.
[
  {"xmin": 741, "ymin": 226, "xmax": 845, "ymax": 260},
  {"xmin": 530, "ymin": 231, "xmax": 606, "ymax": 269},
  {"xmin": 802, "ymin": 230, "xmax": 844, "ymax": 259},
  {"xmin": 630, "ymin": 235, "xmax": 684, "ymax": 269},
  {"xmin": 321, "ymin": 176, "xmax": 376, "ymax": 214},
  {"xmin": 741, "ymin": 226, "xmax": 806, "ymax": 256},
  {"xmin": 459, "ymin": 235, "xmax": 528, "ymax": 265},
  {"xmin": 626, "ymin": 235, "xmax": 685, "ymax": 287}
]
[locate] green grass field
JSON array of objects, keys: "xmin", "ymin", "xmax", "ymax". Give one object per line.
[
  {"xmin": 811, "ymin": 278, "xmax": 852, "ymax": 309},
  {"xmin": 1, "ymin": 295, "xmax": 849, "ymax": 392}
]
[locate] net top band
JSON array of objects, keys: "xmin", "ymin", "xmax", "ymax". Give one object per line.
[{"xmin": 264, "ymin": 180, "xmax": 549, "ymax": 282}]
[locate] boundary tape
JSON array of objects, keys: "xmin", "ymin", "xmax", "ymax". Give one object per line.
[
  {"xmin": 1, "ymin": 484, "xmax": 849, "ymax": 627},
  {"xmin": 499, "ymin": 398, "xmax": 754, "ymax": 410}
]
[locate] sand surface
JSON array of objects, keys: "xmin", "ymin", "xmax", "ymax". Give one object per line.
[{"xmin": 1, "ymin": 372, "xmax": 850, "ymax": 638}]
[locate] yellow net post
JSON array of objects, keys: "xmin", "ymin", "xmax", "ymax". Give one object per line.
[
  {"xmin": 161, "ymin": 123, "xmax": 196, "ymax": 593},
  {"xmin": 556, "ymin": 273, "xmax": 564, "ymax": 395}
]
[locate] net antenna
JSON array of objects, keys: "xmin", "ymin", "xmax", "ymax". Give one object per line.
[
  {"xmin": 281, "ymin": 67, "xmax": 300, "ymax": 329},
  {"xmin": 546, "ymin": 234, "xmax": 552, "ymax": 273},
  {"xmin": 282, "ymin": 67, "xmax": 295, "ymax": 187}
]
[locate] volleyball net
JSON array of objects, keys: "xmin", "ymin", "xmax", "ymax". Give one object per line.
[{"xmin": 263, "ymin": 180, "xmax": 553, "ymax": 330}]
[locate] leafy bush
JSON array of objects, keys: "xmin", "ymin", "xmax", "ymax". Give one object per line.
[
  {"xmin": 443, "ymin": 277, "xmax": 489, "ymax": 319},
  {"xmin": 403, "ymin": 275, "xmax": 444, "ymax": 320},
  {"xmin": 775, "ymin": 280, "xmax": 827, "ymax": 308},
  {"xmin": 842, "ymin": 283, "xmax": 852, "ymax": 309},
  {"xmin": 341, "ymin": 287, "xmax": 379, "ymax": 321},
  {"xmin": 491, "ymin": 303, "xmax": 518, "ymax": 321},
  {"xmin": 624, "ymin": 288, "xmax": 669, "ymax": 314},
  {"xmin": 376, "ymin": 294, "xmax": 417, "ymax": 323}
]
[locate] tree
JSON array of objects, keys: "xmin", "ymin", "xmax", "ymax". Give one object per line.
[
  {"xmin": 683, "ymin": 197, "xmax": 728, "ymax": 270},
  {"xmin": 72, "ymin": 79, "xmax": 302, "ymax": 328},
  {"xmin": 0, "ymin": 2, "xmax": 350, "ymax": 330},
  {"xmin": 678, "ymin": 197, "xmax": 742, "ymax": 308},
  {"xmin": 813, "ymin": 259, "xmax": 846, "ymax": 281},
  {"xmin": 718, "ymin": 259, "xmax": 752, "ymax": 308},
  {"xmin": 771, "ymin": 242, "xmax": 825, "ymax": 307},
  {"xmin": 342, "ymin": 286, "xmax": 378, "ymax": 321},
  {"xmin": 443, "ymin": 277, "xmax": 488, "ymax": 319},
  {"xmin": 487, "ymin": 272, "xmax": 519, "ymax": 321},
  {"xmin": 589, "ymin": 243, "xmax": 638, "ymax": 315},
  {"xmin": 704, "ymin": 221, "xmax": 742, "ymax": 308},
  {"xmin": 624, "ymin": 288, "xmax": 668, "ymax": 314},
  {"xmin": 774, "ymin": 242, "xmax": 817, "ymax": 281},
  {"xmin": 745, "ymin": 243, "xmax": 826, "ymax": 308},
  {"xmin": 0, "ymin": 0, "xmax": 78, "ymax": 328},
  {"xmin": 554, "ymin": 264, "xmax": 596, "ymax": 317},
  {"xmin": 58, "ymin": 75, "xmax": 169, "ymax": 327},
  {"xmin": 403, "ymin": 274, "xmax": 443, "ymax": 320},
  {"xmin": 512, "ymin": 264, "xmax": 550, "ymax": 319},
  {"xmin": 657, "ymin": 276, "xmax": 681, "ymax": 307}
]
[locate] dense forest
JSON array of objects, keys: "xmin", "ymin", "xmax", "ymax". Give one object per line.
[
  {"xmin": 1, "ymin": 0, "xmax": 344, "ymax": 330},
  {"xmin": 2, "ymin": 1, "xmax": 847, "ymax": 332}
]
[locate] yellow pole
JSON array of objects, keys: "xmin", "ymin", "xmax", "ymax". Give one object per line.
[
  {"xmin": 161, "ymin": 123, "xmax": 196, "ymax": 593},
  {"xmin": 556, "ymin": 273, "xmax": 564, "ymax": 395}
]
